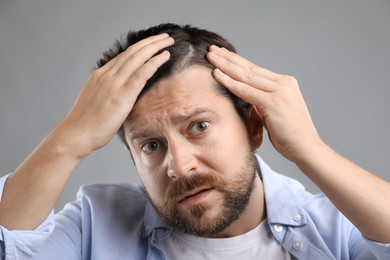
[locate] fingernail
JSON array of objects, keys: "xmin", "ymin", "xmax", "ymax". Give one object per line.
[
  {"xmin": 161, "ymin": 50, "xmax": 170, "ymax": 57},
  {"xmin": 166, "ymin": 37, "xmax": 175, "ymax": 44},
  {"xmin": 208, "ymin": 52, "xmax": 218, "ymax": 60},
  {"xmin": 210, "ymin": 45, "xmax": 221, "ymax": 52},
  {"xmin": 159, "ymin": 33, "xmax": 169, "ymax": 37},
  {"xmin": 214, "ymin": 68, "xmax": 224, "ymax": 77}
]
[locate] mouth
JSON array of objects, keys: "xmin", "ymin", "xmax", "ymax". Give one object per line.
[{"xmin": 177, "ymin": 187, "xmax": 213, "ymax": 206}]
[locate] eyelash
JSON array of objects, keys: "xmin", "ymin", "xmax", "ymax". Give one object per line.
[
  {"xmin": 139, "ymin": 120, "xmax": 211, "ymax": 154},
  {"xmin": 188, "ymin": 120, "xmax": 210, "ymax": 134},
  {"xmin": 140, "ymin": 140, "xmax": 162, "ymax": 154}
]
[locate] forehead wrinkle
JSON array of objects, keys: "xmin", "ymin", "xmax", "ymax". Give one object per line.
[
  {"xmin": 127, "ymin": 109, "xmax": 168, "ymax": 141},
  {"xmin": 126, "ymin": 66, "xmax": 229, "ymax": 141},
  {"xmin": 170, "ymin": 107, "xmax": 218, "ymax": 124},
  {"xmin": 128, "ymin": 107, "xmax": 218, "ymax": 142}
]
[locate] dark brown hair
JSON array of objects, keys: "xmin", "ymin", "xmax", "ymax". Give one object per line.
[{"xmin": 96, "ymin": 23, "xmax": 250, "ymax": 148}]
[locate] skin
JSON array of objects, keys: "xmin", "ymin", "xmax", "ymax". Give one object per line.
[
  {"xmin": 125, "ymin": 66, "xmax": 265, "ymax": 238},
  {"xmin": 206, "ymin": 45, "xmax": 390, "ymax": 242},
  {"xmin": 0, "ymin": 33, "xmax": 175, "ymax": 230},
  {"xmin": 0, "ymin": 34, "xmax": 389, "ymax": 244}
]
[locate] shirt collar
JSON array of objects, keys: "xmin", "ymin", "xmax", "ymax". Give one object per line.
[
  {"xmin": 256, "ymin": 155, "xmax": 307, "ymax": 227},
  {"xmin": 141, "ymin": 154, "xmax": 307, "ymax": 239},
  {"xmin": 142, "ymin": 201, "xmax": 172, "ymax": 239}
]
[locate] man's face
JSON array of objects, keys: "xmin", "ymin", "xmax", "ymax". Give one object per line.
[{"xmin": 125, "ymin": 66, "xmax": 258, "ymax": 237}]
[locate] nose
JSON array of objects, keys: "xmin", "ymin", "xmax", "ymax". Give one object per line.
[{"xmin": 166, "ymin": 138, "xmax": 198, "ymax": 179}]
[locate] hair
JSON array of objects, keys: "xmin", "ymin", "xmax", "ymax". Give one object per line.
[{"xmin": 96, "ymin": 23, "xmax": 251, "ymax": 148}]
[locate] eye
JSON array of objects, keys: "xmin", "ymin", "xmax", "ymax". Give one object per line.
[
  {"xmin": 141, "ymin": 141, "xmax": 161, "ymax": 154},
  {"xmin": 189, "ymin": 121, "xmax": 210, "ymax": 134}
]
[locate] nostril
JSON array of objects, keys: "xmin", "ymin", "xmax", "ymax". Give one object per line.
[
  {"xmin": 167, "ymin": 167, "xmax": 177, "ymax": 179},
  {"xmin": 166, "ymin": 144, "xmax": 199, "ymax": 178}
]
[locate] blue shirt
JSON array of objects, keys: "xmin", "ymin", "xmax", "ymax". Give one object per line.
[{"xmin": 1, "ymin": 156, "xmax": 389, "ymax": 259}]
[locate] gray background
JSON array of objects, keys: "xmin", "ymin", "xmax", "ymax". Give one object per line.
[{"xmin": 0, "ymin": 0, "xmax": 389, "ymax": 212}]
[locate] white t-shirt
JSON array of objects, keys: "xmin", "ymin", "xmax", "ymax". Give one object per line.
[{"xmin": 159, "ymin": 218, "xmax": 291, "ymax": 259}]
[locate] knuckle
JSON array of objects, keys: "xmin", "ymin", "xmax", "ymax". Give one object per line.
[
  {"xmin": 239, "ymin": 84, "xmax": 251, "ymax": 99},
  {"xmin": 244, "ymin": 68, "xmax": 257, "ymax": 82},
  {"xmin": 281, "ymin": 75, "xmax": 298, "ymax": 85},
  {"xmin": 221, "ymin": 73, "xmax": 234, "ymax": 86},
  {"xmin": 145, "ymin": 40, "xmax": 169, "ymax": 54},
  {"xmin": 131, "ymin": 69, "xmax": 146, "ymax": 84},
  {"xmin": 109, "ymin": 74, "xmax": 123, "ymax": 86},
  {"xmin": 148, "ymin": 54, "xmax": 163, "ymax": 65},
  {"xmin": 248, "ymin": 63, "xmax": 257, "ymax": 73},
  {"xmin": 89, "ymin": 69, "xmax": 107, "ymax": 85},
  {"xmin": 129, "ymin": 50, "xmax": 142, "ymax": 61},
  {"xmin": 91, "ymin": 67, "xmax": 105, "ymax": 79},
  {"xmin": 220, "ymin": 47, "xmax": 231, "ymax": 54}
]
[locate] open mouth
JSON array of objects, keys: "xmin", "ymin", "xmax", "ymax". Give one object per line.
[{"xmin": 178, "ymin": 188, "xmax": 213, "ymax": 205}]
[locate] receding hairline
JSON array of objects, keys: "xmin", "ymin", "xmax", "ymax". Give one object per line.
[{"xmin": 135, "ymin": 64, "xmax": 226, "ymax": 102}]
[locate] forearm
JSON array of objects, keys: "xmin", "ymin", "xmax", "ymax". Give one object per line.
[
  {"xmin": 0, "ymin": 34, "xmax": 174, "ymax": 231},
  {"xmin": 293, "ymin": 140, "xmax": 390, "ymax": 243},
  {"xmin": 0, "ymin": 123, "xmax": 88, "ymax": 230},
  {"xmin": 206, "ymin": 46, "xmax": 390, "ymax": 243}
]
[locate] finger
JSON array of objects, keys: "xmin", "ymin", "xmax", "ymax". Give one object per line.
[
  {"xmin": 212, "ymin": 68, "xmax": 269, "ymax": 108},
  {"xmin": 209, "ymin": 45, "xmax": 280, "ymax": 81},
  {"xmin": 114, "ymin": 36, "xmax": 174, "ymax": 78},
  {"xmin": 122, "ymin": 50, "xmax": 171, "ymax": 100},
  {"xmin": 104, "ymin": 33, "xmax": 171, "ymax": 71},
  {"xmin": 207, "ymin": 50, "xmax": 276, "ymax": 92}
]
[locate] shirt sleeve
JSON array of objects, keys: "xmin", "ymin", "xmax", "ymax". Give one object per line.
[
  {"xmin": 0, "ymin": 174, "xmax": 56, "ymax": 260},
  {"xmin": 348, "ymin": 225, "xmax": 390, "ymax": 260},
  {"xmin": 364, "ymin": 237, "xmax": 390, "ymax": 259},
  {"xmin": 0, "ymin": 214, "xmax": 56, "ymax": 260}
]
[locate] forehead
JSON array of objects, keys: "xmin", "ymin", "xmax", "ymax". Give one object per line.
[{"xmin": 127, "ymin": 67, "xmax": 229, "ymax": 128}]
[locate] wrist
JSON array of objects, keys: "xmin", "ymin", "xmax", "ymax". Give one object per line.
[
  {"xmin": 290, "ymin": 139, "xmax": 335, "ymax": 176},
  {"xmin": 288, "ymin": 137, "xmax": 329, "ymax": 166},
  {"xmin": 46, "ymin": 120, "xmax": 96, "ymax": 161}
]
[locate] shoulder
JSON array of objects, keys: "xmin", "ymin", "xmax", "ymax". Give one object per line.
[
  {"xmin": 52, "ymin": 183, "xmax": 153, "ymax": 258},
  {"xmin": 258, "ymin": 156, "xmax": 377, "ymax": 257},
  {"xmin": 75, "ymin": 182, "xmax": 149, "ymax": 220},
  {"xmin": 78, "ymin": 182, "xmax": 146, "ymax": 199}
]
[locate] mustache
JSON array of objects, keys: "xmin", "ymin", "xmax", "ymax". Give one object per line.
[{"xmin": 166, "ymin": 173, "xmax": 225, "ymax": 200}]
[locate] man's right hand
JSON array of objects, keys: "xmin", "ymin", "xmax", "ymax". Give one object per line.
[
  {"xmin": 0, "ymin": 34, "xmax": 173, "ymax": 230},
  {"xmin": 59, "ymin": 33, "xmax": 174, "ymax": 159}
]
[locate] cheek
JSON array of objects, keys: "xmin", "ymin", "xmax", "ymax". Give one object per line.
[
  {"xmin": 209, "ymin": 124, "xmax": 251, "ymax": 171},
  {"xmin": 136, "ymin": 165, "xmax": 170, "ymax": 205},
  {"xmin": 215, "ymin": 123, "xmax": 250, "ymax": 153},
  {"xmin": 130, "ymin": 146, "xmax": 171, "ymax": 201},
  {"xmin": 131, "ymin": 144, "xmax": 167, "ymax": 173},
  {"xmin": 140, "ymin": 174, "xmax": 163, "ymax": 202}
]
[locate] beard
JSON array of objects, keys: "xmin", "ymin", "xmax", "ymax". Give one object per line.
[{"xmin": 145, "ymin": 153, "xmax": 258, "ymax": 238}]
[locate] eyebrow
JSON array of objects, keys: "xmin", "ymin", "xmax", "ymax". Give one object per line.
[
  {"xmin": 171, "ymin": 108, "xmax": 216, "ymax": 124},
  {"xmin": 129, "ymin": 108, "xmax": 217, "ymax": 141}
]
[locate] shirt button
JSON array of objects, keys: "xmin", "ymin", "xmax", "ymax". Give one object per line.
[
  {"xmin": 273, "ymin": 224, "xmax": 283, "ymax": 233},
  {"xmin": 293, "ymin": 213, "xmax": 302, "ymax": 222},
  {"xmin": 292, "ymin": 241, "xmax": 302, "ymax": 250},
  {"xmin": 144, "ymin": 224, "xmax": 151, "ymax": 232}
]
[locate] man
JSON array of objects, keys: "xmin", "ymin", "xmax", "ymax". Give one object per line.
[{"xmin": 0, "ymin": 23, "xmax": 389, "ymax": 259}]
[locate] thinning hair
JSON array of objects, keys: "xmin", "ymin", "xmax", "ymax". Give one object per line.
[{"xmin": 96, "ymin": 23, "xmax": 250, "ymax": 148}]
